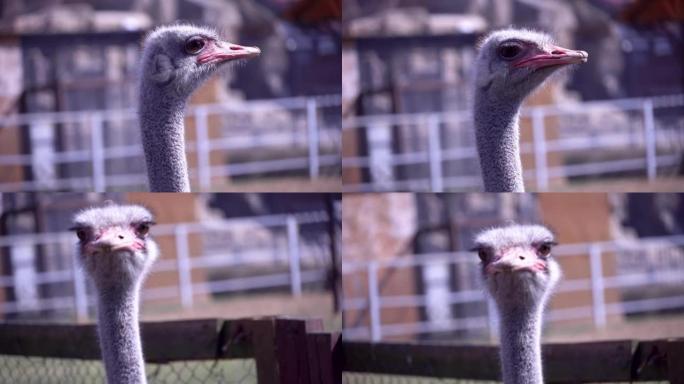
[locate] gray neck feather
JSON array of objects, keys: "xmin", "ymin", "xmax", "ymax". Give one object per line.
[
  {"xmin": 474, "ymin": 92, "xmax": 525, "ymax": 192},
  {"xmin": 139, "ymin": 84, "xmax": 190, "ymax": 192},
  {"xmin": 497, "ymin": 301, "xmax": 544, "ymax": 384},
  {"xmin": 96, "ymin": 284, "xmax": 146, "ymax": 384}
]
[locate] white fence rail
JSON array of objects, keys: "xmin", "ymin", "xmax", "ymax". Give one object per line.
[
  {"xmin": 0, "ymin": 210, "xmax": 332, "ymax": 319},
  {"xmin": 342, "ymin": 234, "xmax": 684, "ymax": 341},
  {"xmin": 342, "ymin": 94, "xmax": 684, "ymax": 192},
  {"xmin": 0, "ymin": 95, "xmax": 341, "ymax": 192}
]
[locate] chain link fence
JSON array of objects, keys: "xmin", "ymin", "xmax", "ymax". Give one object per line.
[
  {"xmin": 342, "ymin": 375, "xmax": 669, "ymax": 384},
  {"xmin": 0, "ymin": 355, "xmax": 257, "ymax": 384},
  {"xmin": 343, "ymin": 373, "xmax": 497, "ymax": 384}
]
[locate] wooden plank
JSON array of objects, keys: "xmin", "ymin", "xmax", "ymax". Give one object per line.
[
  {"xmin": 0, "ymin": 322, "xmax": 101, "ymax": 360},
  {"xmin": 307, "ymin": 332, "xmax": 342, "ymax": 384},
  {"xmin": 344, "ymin": 340, "xmax": 647, "ymax": 382},
  {"xmin": 275, "ymin": 318, "xmax": 312, "ymax": 384},
  {"xmin": 543, "ymin": 340, "xmax": 633, "ymax": 383},
  {"xmin": 247, "ymin": 318, "xmax": 279, "ymax": 384},
  {"xmin": 0, "ymin": 318, "xmax": 250, "ymax": 363},
  {"xmin": 343, "ymin": 341, "xmax": 500, "ymax": 380},
  {"xmin": 666, "ymin": 339, "xmax": 684, "ymax": 384},
  {"xmin": 632, "ymin": 339, "xmax": 670, "ymax": 381}
]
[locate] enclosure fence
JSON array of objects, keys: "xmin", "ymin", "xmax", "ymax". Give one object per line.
[
  {"xmin": 342, "ymin": 94, "xmax": 684, "ymax": 192},
  {"xmin": 0, "ymin": 210, "xmax": 333, "ymax": 319},
  {"xmin": 342, "ymin": 233, "xmax": 684, "ymax": 342},
  {"xmin": 342, "ymin": 338, "xmax": 684, "ymax": 383},
  {"xmin": 0, "ymin": 94, "xmax": 341, "ymax": 192},
  {"xmin": 0, "ymin": 317, "xmax": 341, "ymax": 384}
]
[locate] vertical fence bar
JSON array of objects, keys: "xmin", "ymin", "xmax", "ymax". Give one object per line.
[
  {"xmin": 589, "ymin": 244, "xmax": 607, "ymax": 328},
  {"xmin": 175, "ymin": 224, "xmax": 193, "ymax": 309},
  {"xmin": 486, "ymin": 298, "xmax": 499, "ymax": 342},
  {"xmin": 427, "ymin": 115, "xmax": 444, "ymax": 192},
  {"xmin": 368, "ymin": 261, "xmax": 382, "ymax": 341},
  {"xmin": 71, "ymin": 255, "xmax": 88, "ymax": 321},
  {"xmin": 643, "ymin": 99, "xmax": 657, "ymax": 180},
  {"xmin": 307, "ymin": 98, "xmax": 320, "ymax": 179},
  {"xmin": 90, "ymin": 113, "xmax": 106, "ymax": 192},
  {"xmin": 195, "ymin": 107, "xmax": 211, "ymax": 191},
  {"xmin": 287, "ymin": 216, "xmax": 302, "ymax": 297},
  {"xmin": 531, "ymin": 108, "xmax": 548, "ymax": 191}
]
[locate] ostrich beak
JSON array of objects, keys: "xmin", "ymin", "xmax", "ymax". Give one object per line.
[
  {"xmin": 513, "ymin": 44, "xmax": 588, "ymax": 70},
  {"xmin": 486, "ymin": 247, "xmax": 546, "ymax": 274},
  {"xmin": 197, "ymin": 41, "xmax": 261, "ymax": 65},
  {"xmin": 88, "ymin": 228, "xmax": 144, "ymax": 253}
]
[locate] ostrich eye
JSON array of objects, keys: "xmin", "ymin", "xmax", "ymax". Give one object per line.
[
  {"xmin": 537, "ymin": 242, "xmax": 554, "ymax": 257},
  {"xmin": 185, "ymin": 36, "xmax": 206, "ymax": 55},
  {"xmin": 136, "ymin": 223, "xmax": 150, "ymax": 237},
  {"xmin": 497, "ymin": 43, "xmax": 523, "ymax": 60},
  {"xmin": 76, "ymin": 230, "xmax": 88, "ymax": 242}
]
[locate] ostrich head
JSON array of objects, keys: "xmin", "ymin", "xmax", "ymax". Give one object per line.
[
  {"xmin": 72, "ymin": 204, "xmax": 159, "ymax": 289},
  {"xmin": 474, "ymin": 29, "xmax": 587, "ymax": 102},
  {"xmin": 140, "ymin": 24, "xmax": 260, "ymax": 97},
  {"xmin": 472, "ymin": 224, "xmax": 561, "ymax": 309}
]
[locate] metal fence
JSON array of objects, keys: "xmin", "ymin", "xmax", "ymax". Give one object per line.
[
  {"xmin": 0, "ymin": 210, "xmax": 332, "ymax": 319},
  {"xmin": 342, "ymin": 234, "xmax": 684, "ymax": 341},
  {"xmin": 0, "ymin": 355, "xmax": 257, "ymax": 384},
  {"xmin": 0, "ymin": 95, "xmax": 341, "ymax": 192},
  {"xmin": 342, "ymin": 94, "xmax": 684, "ymax": 192}
]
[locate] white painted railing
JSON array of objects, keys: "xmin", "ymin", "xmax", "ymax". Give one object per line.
[
  {"xmin": 0, "ymin": 210, "xmax": 332, "ymax": 319},
  {"xmin": 342, "ymin": 234, "xmax": 684, "ymax": 341},
  {"xmin": 0, "ymin": 95, "xmax": 341, "ymax": 192},
  {"xmin": 342, "ymin": 94, "xmax": 684, "ymax": 192}
]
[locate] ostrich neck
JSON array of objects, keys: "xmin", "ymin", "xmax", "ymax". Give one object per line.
[
  {"xmin": 96, "ymin": 284, "xmax": 146, "ymax": 384},
  {"xmin": 497, "ymin": 303, "xmax": 544, "ymax": 384},
  {"xmin": 474, "ymin": 93, "xmax": 525, "ymax": 192},
  {"xmin": 139, "ymin": 86, "xmax": 190, "ymax": 192}
]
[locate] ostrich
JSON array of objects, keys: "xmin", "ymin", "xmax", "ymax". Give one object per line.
[
  {"xmin": 473, "ymin": 29, "xmax": 588, "ymax": 192},
  {"xmin": 139, "ymin": 24, "xmax": 260, "ymax": 192},
  {"xmin": 71, "ymin": 203, "xmax": 158, "ymax": 384},
  {"xmin": 471, "ymin": 224, "xmax": 561, "ymax": 384}
]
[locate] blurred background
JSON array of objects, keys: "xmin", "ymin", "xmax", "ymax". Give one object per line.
[
  {"xmin": 343, "ymin": 192, "xmax": 684, "ymax": 344},
  {"xmin": 0, "ymin": 0, "xmax": 342, "ymax": 193},
  {"xmin": 341, "ymin": 0, "xmax": 684, "ymax": 192},
  {"xmin": 0, "ymin": 192, "xmax": 341, "ymax": 331}
]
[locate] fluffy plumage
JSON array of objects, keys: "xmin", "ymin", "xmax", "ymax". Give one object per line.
[
  {"xmin": 472, "ymin": 224, "xmax": 561, "ymax": 384},
  {"xmin": 473, "ymin": 28, "xmax": 587, "ymax": 192},
  {"xmin": 72, "ymin": 203, "xmax": 158, "ymax": 384}
]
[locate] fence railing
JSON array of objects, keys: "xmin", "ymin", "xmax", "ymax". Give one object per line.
[
  {"xmin": 0, "ymin": 94, "xmax": 342, "ymax": 192},
  {"xmin": 342, "ymin": 94, "xmax": 684, "ymax": 192},
  {"xmin": 342, "ymin": 234, "xmax": 684, "ymax": 341},
  {"xmin": 343, "ymin": 338, "xmax": 684, "ymax": 383},
  {"xmin": 0, "ymin": 210, "xmax": 333, "ymax": 319},
  {"xmin": 0, "ymin": 317, "xmax": 341, "ymax": 384}
]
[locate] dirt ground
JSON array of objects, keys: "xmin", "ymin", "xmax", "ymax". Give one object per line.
[
  {"xmin": 546, "ymin": 313, "xmax": 684, "ymax": 343},
  {"xmin": 141, "ymin": 291, "xmax": 341, "ymax": 331}
]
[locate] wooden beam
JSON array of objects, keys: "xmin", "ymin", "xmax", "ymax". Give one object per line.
[
  {"xmin": 344, "ymin": 341, "xmax": 500, "ymax": 380},
  {"xmin": 0, "ymin": 318, "xmax": 251, "ymax": 363},
  {"xmin": 344, "ymin": 340, "xmax": 661, "ymax": 382}
]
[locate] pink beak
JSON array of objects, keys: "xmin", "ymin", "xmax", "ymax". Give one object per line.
[
  {"xmin": 86, "ymin": 227, "xmax": 144, "ymax": 253},
  {"xmin": 513, "ymin": 44, "xmax": 588, "ymax": 70},
  {"xmin": 197, "ymin": 41, "xmax": 261, "ymax": 65}
]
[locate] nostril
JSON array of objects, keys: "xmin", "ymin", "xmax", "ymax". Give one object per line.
[
  {"xmin": 551, "ymin": 49, "xmax": 564, "ymax": 55},
  {"xmin": 118, "ymin": 235, "xmax": 124, "ymax": 240},
  {"xmin": 230, "ymin": 46, "xmax": 243, "ymax": 51},
  {"xmin": 519, "ymin": 255, "xmax": 525, "ymax": 260}
]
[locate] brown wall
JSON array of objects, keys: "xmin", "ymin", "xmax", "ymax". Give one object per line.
[
  {"xmin": 342, "ymin": 193, "xmax": 420, "ymax": 340},
  {"xmin": 124, "ymin": 193, "xmax": 211, "ymax": 308},
  {"xmin": 538, "ymin": 193, "xmax": 621, "ymax": 327}
]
